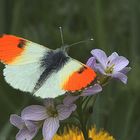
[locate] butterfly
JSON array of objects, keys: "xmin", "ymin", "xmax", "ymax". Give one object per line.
[{"xmin": 0, "ymin": 34, "xmax": 96, "ymax": 98}]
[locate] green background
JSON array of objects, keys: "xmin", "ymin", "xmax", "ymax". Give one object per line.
[{"xmin": 0, "ymin": 0, "xmax": 140, "ymax": 140}]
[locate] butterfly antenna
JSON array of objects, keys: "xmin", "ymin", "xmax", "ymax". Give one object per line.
[
  {"xmin": 65, "ymin": 38, "xmax": 94, "ymax": 49},
  {"xmin": 59, "ymin": 26, "xmax": 64, "ymax": 45}
]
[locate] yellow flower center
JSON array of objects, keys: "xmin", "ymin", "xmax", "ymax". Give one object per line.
[
  {"xmin": 46, "ymin": 106, "xmax": 58, "ymax": 117},
  {"xmin": 105, "ymin": 64, "xmax": 115, "ymax": 74}
]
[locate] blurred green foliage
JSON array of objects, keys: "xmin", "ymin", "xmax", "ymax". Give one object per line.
[{"xmin": 0, "ymin": 0, "xmax": 140, "ymax": 140}]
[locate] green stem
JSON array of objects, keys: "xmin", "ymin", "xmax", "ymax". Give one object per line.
[
  {"xmin": 77, "ymin": 97, "xmax": 89, "ymax": 140},
  {"xmin": 79, "ymin": 96, "xmax": 99, "ymax": 140},
  {"xmin": 81, "ymin": 125, "xmax": 89, "ymax": 140},
  {"xmin": 92, "ymin": 95, "xmax": 98, "ymax": 111},
  {"xmin": 83, "ymin": 96, "xmax": 92, "ymax": 111}
]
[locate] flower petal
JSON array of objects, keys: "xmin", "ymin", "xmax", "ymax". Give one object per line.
[
  {"xmin": 43, "ymin": 117, "xmax": 60, "ymax": 140},
  {"xmin": 21, "ymin": 105, "xmax": 48, "ymax": 121},
  {"xmin": 10, "ymin": 114, "xmax": 24, "ymax": 129},
  {"xmin": 16, "ymin": 127, "xmax": 37, "ymax": 140},
  {"xmin": 108, "ymin": 52, "xmax": 118, "ymax": 62},
  {"xmin": 111, "ymin": 56, "xmax": 129, "ymax": 72},
  {"xmin": 86, "ymin": 57, "xmax": 96, "ymax": 69},
  {"xmin": 63, "ymin": 95, "xmax": 79, "ymax": 105},
  {"xmin": 16, "ymin": 128, "xmax": 28, "ymax": 140},
  {"xmin": 112, "ymin": 72, "xmax": 128, "ymax": 84},
  {"xmin": 25, "ymin": 120, "xmax": 37, "ymax": 132},
  {"xmin": 25, "ymin": 121, "xmax": 38, "ymax": 140},
  {"xmin": 94, "ymin": 63, "xmax": 106, "ymax": 74},
  {"xmin": 57, "ymin": 104, "xmax": 76, "ymax": 120},
  {"xmin": 120, "ymin": 67, "xmax": 131, "ymax": 74},
  {"xmin": 91, "ymin": 49, "xmax": 108, "ymax": 69},
  {"xmin": 81, "ymin": 84, "xmax": 102, "ymax": 96}
]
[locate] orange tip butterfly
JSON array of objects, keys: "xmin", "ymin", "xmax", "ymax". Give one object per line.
[{"xmin": 0, "ymin": 29, "xmax": 96, "ymax": 98}]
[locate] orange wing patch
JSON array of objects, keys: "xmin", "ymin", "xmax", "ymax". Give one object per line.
[
  {"xmin": 62, "ymin": 66, "xmax": 96, "ymax": 91},
  {"xmin": 0, "ymin": 34, "xmax": 26, "ymax": 64}
]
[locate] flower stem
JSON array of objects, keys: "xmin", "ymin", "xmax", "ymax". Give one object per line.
[
  {"xmin": 81, "ymin": 124, "xmax": 89, "ymax": 140},
  {"xmin": 77, "ymin": 97, "xmax": 90, "ymax": 140}
]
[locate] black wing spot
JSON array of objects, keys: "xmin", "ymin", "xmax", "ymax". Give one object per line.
[
  {"xmin": 18, "ymin": 39, "xmax": 26, "ymax": 48},
  {"xmin": 78, "ymin": 66, "xmax": 87, "ymax": 74}
]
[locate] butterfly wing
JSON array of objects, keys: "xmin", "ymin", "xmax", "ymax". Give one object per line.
[
  {"xmin": 0, "ymin": 34, "xmax": 96, "ymax": 98},
  {"xmin": 4, "ymin": 63, "xmax": 44, "ymax": 92},
  {"xmin": 0, "ymin": 34, "xmax": 49, "ymax": 92},
  {"xmin": 0, "ymin": 34, "xmax": 48, "ymax": 65},
  {"xmin": 34, "ymin": 58, "xmax": 96, "ymax": 98}
]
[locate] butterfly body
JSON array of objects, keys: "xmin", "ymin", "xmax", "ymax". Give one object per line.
[{"xmin": 0, "ymin": 34, "xmax": 96, "ymax": 98}]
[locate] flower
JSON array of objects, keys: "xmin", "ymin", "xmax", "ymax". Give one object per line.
[
  {"xmin": 21, "ymin": 98, "xmax": 76, "ymax": 140},
  {"xmin": 87, "ymin": 49, "xmax": 131, "ymax": 84},
  {"xmin": 89, "ymin": 127, "xmax": 115, "ymax": 140},
  {"xmin": 10, "ymin": 114, "xmax": 38, "ymax": 140},
  {"xmin": 53, "ymin": 126, "xmax": 115, "ymax": 140}
]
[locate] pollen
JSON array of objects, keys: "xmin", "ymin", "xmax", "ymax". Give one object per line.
[
  {"xmin": 105, "ymin": 64, "xmax": 115, "ymax": 74},
  {"xmin": 46, "ymin": 106, "xmax": 58, "ymax": 117}
]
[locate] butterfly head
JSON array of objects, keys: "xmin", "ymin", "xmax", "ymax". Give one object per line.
[{"xmin": 59, "ymin": 44, "xmax": 69, "ymax": 53}]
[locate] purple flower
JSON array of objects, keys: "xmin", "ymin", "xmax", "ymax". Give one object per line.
[
  {"xmin": 10, "ymin": 114, "xmax": 38, "ymax": 140},
  {"xmin": 21, "ymin": 98, "xmax": 76, "ymax": 140},
  {"xmin": 87, "ymin": 49, "xmax": 131, "ymax": 84}
]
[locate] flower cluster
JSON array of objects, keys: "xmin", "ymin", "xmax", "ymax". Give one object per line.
[
  {"xmin": 87, "ymin": 49, "xmax": 131, "ymax": 84},
  {"xmin": 10, "ymin": 98, "xmax": 76, "ymax": 140},
  {"xmin": 10, "ymin": 49, "xmax": 131, "ymax": 140}
]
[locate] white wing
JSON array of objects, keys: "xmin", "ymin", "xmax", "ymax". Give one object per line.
[
  {"xmin": 34, "ymin": 59, "xmax": 83, "ymax": 98},
  {"xmin": 2, "ymin": 36, "xmax": 49, "ymax": 93},
  {"xmin": 4, "ymin": 63, "xmax": 44, "ymax": 92}
]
